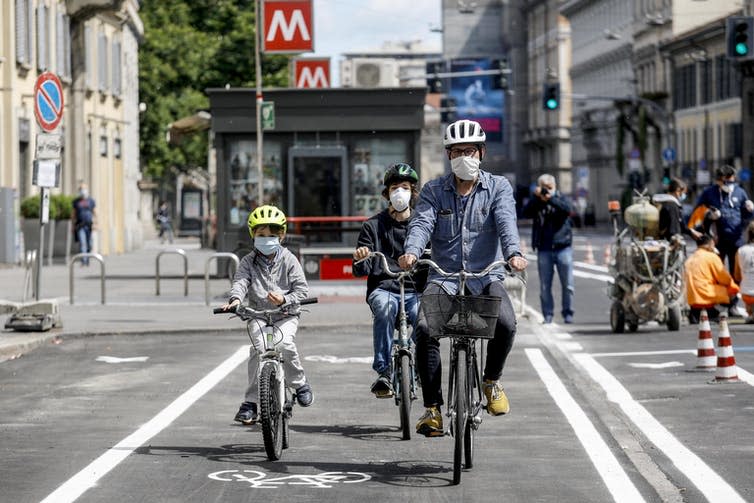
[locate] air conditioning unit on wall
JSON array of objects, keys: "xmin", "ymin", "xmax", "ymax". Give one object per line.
[{"xmin": 341, "ymin": 58, "xmax": 400, "ymax": 88}]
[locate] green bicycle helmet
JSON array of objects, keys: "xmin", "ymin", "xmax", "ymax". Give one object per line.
[
  {"xmin": 383, "ymin": 162, "xmax": 419, "ymax": 187},
  {"xmin": 247, "ymin": 205, "xmax": 287, "ymax": 236}
]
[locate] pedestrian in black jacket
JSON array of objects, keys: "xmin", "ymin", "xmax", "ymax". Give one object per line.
[
  {"xmin": 352, "ymin": 163, "xmax": 426, "ymax": 398},
  {"xmin": 653, "ymin": 178, "xmax": 701, "ymax": 243},
  {"xmin": 522, "ymin": 174, "xmax": 574, "ymax": 324}
]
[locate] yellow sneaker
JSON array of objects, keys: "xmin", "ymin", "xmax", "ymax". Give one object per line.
[
  {"xmin": 416, "ymin": 406, "xmax": 444, "ymax": 437},
  {"xmin": 483, "ymin": 379, "xmax": 510, "ymax": 415}
]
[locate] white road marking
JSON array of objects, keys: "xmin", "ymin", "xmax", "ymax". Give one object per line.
[
  {"xmin": 574, "ymin": 353, "xmax": 746, "ymax": 503},
  {"xmin": 95, "ymin": 356, "xmax": 149, "ymax": 363},
  {"xmin": 559, "ymin": 341, "xmax": 584, "ymax": 352},
  {"xmin": 305, "ymin": 355, "xmax": 372, "ymax": 364},
  {"xmin": 525, "ymin": 348, "xmax": 645, "ymax": 503},
  {"xmin": 40, "ymin": 345, "xmax": 251, "ymax": 503},
  {"xmin": 592, "ymin": 349, "xmax": 695, "ymax": 357},
  {"xmin": 628, "ymin": 362, "xmax": 684, "ymax": 369}
]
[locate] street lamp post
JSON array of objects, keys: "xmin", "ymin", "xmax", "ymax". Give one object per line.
[{"xmin": 255, "ymin": 0, "xmax": 264, "ymax": 205}]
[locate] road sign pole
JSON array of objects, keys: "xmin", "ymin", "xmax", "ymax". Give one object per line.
[
  {"xmin": 255, "ymin": 0, "xmax": 264, "ymax": 206},
  {"xmin": 36, "ymin": 187, "xmax": 50, "ymax": 301}
]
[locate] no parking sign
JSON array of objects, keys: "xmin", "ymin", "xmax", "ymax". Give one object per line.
[{"xmin": 33, "ymin": 72, "xmax": 64, "ymax": 132}]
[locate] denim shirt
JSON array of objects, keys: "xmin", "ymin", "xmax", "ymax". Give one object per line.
[{"xmin": 404, "ymin": 170, "xmax": 521, "ymax": 294}]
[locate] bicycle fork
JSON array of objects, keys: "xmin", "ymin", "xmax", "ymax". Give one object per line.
[{"xmin": 447, "ymin": 340, "xmax": 484, "ymax": 434}]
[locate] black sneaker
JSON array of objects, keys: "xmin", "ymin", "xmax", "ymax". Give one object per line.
[
  {"xmin": 296, "ymin": 383, "xmax": 313, "ymax": 407},
  {"xmin": 370, "ymin": 374, "xmax": 394, "ymax": 398},
  {"xmin": 234, "ymin": 401, "xmax": 257, "ymax": 425}
]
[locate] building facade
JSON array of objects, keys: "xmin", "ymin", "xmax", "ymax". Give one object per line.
[{"xmin": 0, "ymin": 0, "xmax": 142, "ymax": 262}]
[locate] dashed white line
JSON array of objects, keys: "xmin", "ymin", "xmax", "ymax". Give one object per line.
[
  {"xmin": 574, "ymin": 353, "xmax": 746, "ymax": 503},
  {"xmin": 40, "ymin": 345, "xmax": 251, "ymax": 503},
  {"xmin": 525, "ymin": 348, "xmax": 646, "ymax": 503}
]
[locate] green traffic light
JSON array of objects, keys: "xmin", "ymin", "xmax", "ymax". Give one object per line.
[
  {"xmin": 546, "ymin": 99, "xmax": 558, "ymax": 110},
  {"xmin": 736, "ymin": 42, "xmax": 749, "ymax": 55}
]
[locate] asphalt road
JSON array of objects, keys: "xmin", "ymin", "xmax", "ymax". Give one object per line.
[{"xmin": 2, "ymin": 232, "xmax": 754, "ymax": 502}]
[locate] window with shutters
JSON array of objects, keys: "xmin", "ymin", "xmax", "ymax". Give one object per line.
[
  {"xmin": 37, "ymin": 4, "xmax": 48, "ymax": 71},
  {"xmin": 15, "ymin": 0, "xmax": 32, "ymax": 66},
  {"xmin": 84, "ymin": 24, "xmax": 92, "ymax": 89},
  {"xmin": 98, "ymin": 31, "xmax": 109, "ymax": 93},
  {"xmin": 112, "ymin": 40, "xmax": 122, "ymax": 97},
  {"xmin": 56, "ymin": 11, "xmax": 71, "ymax": 79}
]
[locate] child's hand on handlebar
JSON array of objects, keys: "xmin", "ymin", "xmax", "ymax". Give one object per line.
[
  {"xmin": 221, "ymin": 298, "xmax": 240, "ymax": 311},
  {"xmin": 268, "ymin": 291, "xmax": 285, "ymax": 306},
  {"xmin": 508, "ymin": 255, "xmax": 528, "ymax": 271},
  {"xmin": 398, "ymin": 253, "xmax": 417, "ymax": 270},
  {"xmin": 353, "ymin": 246, "xmax": 371, "ymax": 261}
]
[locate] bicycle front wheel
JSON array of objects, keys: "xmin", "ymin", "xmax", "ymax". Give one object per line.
[
  {"xmin": 259, "ymin": 363, "xmax": 284, "ymax": 461},
  {"xmin": 397, "ymin": 352, "xmax": 412, "ymax": 440},
  {"xmin": 453, "ymin": 346, "xmax": 467, "ymax": 485}
]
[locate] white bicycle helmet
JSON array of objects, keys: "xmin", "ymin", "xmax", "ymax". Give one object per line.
[{"xmin": 443, "ymin": 119, "xmax": 486, "ymax": 147}]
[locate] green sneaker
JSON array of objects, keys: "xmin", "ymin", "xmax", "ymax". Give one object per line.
[
  {"xmin": 483, "ymin": 379, "xmax": 510, "ymax": 415},
  {"xmin": 416, "ymin": 406, "xmax": 444, "ymax": 437}
]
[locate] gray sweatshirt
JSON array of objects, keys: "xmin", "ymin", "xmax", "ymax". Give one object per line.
[{"xmin": 229, "ymin": 247, "xmax": 309, "ymax": 310}]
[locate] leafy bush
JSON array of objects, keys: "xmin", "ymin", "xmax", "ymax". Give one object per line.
[{"xmin": 20, "ymin": 194, "xmax": 75, "ymax": 220}]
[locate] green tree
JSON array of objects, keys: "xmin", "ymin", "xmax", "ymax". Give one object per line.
[{"xmin": 139, "ymin": 1, "xmax": 290, "ymax": 182}]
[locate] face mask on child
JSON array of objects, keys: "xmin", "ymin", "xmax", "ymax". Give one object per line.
[
  {"xmin": 389, "ymin": 187, "xmax": 411, "ymax": 212},
  {"xmin": 254, "ymin": 236, "xmax": 281, "ymax": 256}
]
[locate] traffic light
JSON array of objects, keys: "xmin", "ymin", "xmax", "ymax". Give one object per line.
[
  {"xmin": 727, "ymin": 16, "xmax": 754, "ymax": 59},
  {"xmin": 542, "ymin": 82, "xmax": 560, "ymax": 111},
  {"xmin": 426, "ymin": 61, "xmax": 445, "ymax": 93},
  {"xmin": 491, "ymin": 58, "xmax": 510, "ymax": 90},
  {"xmin": 440, "ymin": 96, "xmax": 457, "ymax": 123}
]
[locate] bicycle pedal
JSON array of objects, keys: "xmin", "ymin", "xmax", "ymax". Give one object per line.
[{"xmin": 373, "ymin": 390, "xmax": 394, "ymax": 399}]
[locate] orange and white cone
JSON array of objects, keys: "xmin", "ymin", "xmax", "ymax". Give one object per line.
[
  {"xmin": 693, "ymin": 309, "xmax": 716, "ymax": 371},
  {"xmin": 603, "ymin": 245, "xmax": 612, "ymax": 266},
  {"xmin": 710, "ymin": 314, "xmax": 740, "ymax": 383},
  {"xmin": 584, "ymin": 243, "xmax": 595, "ymax": 265}
]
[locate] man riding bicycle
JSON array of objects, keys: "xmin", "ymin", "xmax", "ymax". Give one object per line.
[
  {"xmin": 352, "ymin": 163, "xmax": 427, "ymax": 398},
  {"xmin": 398, "ymin": 119, "xmax": 528, "ymax": 437}
]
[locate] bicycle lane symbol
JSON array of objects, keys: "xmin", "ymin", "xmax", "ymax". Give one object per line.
[{"xmin": 208, "ymin": 470, "xmax": 371, "ymax": 489}]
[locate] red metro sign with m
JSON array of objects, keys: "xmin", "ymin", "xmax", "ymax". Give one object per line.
[
  {"xmin": 294, "ymin": 58, "xmax": 330, "ymax": 88},
  {"xmin": 262, "ymin": 0, "xmax": 314, "ymax": 53}
]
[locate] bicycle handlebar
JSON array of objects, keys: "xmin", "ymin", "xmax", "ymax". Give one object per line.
[
  {"xmin": 354, "ymin": 251, "xmax": 412, "ymax": 279},
  {"xmin": 413, "ymin": 257, "xmax": 512, "ymax": 279},
  {"xmin": 213, "ymin": 297, "xmax": 319, "ymax": 318}
]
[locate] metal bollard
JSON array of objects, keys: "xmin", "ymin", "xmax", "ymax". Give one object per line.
[
  {"xmin": 69, "ymin": 253, "xmax": 106, "ymax": 304},
  {"xmin": 156, "ymin": 249, "xmax": 188, "ymax": 296},
  {"xmin": 204, "ymin": 253, "xmax": 240, "ymax": 305}
]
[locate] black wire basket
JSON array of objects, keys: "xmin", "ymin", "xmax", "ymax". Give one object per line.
[{"xmin": 421, "ymin": 294, "xmax": 501, "ymax": 339}]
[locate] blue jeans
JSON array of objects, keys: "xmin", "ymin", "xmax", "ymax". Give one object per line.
[
  {"xmin": 77, "ymin": 225, "xmax": 92, "ymax": 265},
  {"xmin": 367, "ymin": 288, "xmax": 419, "ymax": 375},
  {"xmin": 537, "ymin": 247, "xmax": 574, "ymax": 318}
]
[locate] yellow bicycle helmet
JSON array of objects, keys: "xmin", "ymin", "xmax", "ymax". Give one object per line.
[{"xmin": 247, "ymin": 205, "xmax": 287, "ymax": 236}]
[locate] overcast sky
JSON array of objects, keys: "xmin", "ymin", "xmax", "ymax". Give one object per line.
[{"xmin": 309, "ymin": 0, "xmax": 443, "ymax": 85}]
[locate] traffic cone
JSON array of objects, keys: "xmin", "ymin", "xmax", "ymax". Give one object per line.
[
  {"xmin": 603, "ymin": 245, "xmax": 612, "ymax": 266},
  {"xmin": 584, "ymin": 243, "xmax": 595, "ymax": 264},
  {"xmin": 709, "ymin": 314, "xmax": 740, "ymax": 383},
  {"xmin": 692, "ymin": 309, "xmax": 716, "ymax": 371}
]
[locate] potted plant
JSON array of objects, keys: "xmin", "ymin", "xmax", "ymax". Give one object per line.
[{"xmin": 20, "ymin": 193, "xmax": 75, "ymax": 260}]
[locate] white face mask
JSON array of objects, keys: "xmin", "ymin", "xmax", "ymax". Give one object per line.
[
  {"xmin": 722, "ymin": 182, "xmax": 735, "ymax": 194},
  {"xmin": 450, "ymin": 156, "xmax": 480, "ymax": 181},
  {"xmin": 254, "ymin": 236, "xmax": 281, "ymax": 256},
  {"xmin": 389, "ymin": 187, "xmax": 411, "ymax": 212}
]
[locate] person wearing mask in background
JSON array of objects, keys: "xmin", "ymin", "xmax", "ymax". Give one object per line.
[
  {"xmin": 522, "ymin": 174, "xmax": 574, "ymax": 324},
  {"xmin": 156, "ymin": 200, "xmax": 174, "ymax": 244},
  {"xmin": 399, "ymin": 119, "xmax": 528, "ymax": 437},
  {"xmin": 72, "ymin": 184, "xmax": 96, "ymax": 266},
  {"xmin": 352, "ymin": 163, "xmax": 427, "ymax": 398},
  {"xmin": 734, "ymin": 221, "xmax": 754, "ymax": 324},
  {"xmin": 654, "ymin": 177, "xmax": 701, "ymax": 243},
  {"xmin": 693, "ymin": 165, "xmax": 753, "ymax": 317}
]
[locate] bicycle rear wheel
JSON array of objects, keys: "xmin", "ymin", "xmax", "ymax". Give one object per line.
[
  {"xmin": 453, "ymin": 346, "xmax": 467, "ymax": 485},
  {"xmin": 259, "ymin": 363, "xmax": 284, "ymax": 461},
  {"xmin": 464, "ymin": 357, "xmax": 475, "ymax": 469},
  {"xmin": 397, "ymin": 352, "xmax": 412, "ymax": 440}
]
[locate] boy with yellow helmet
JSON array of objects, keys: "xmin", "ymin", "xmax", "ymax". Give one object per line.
[{"xmin": 220, "ymin": 205, "xmax": 312, "ymax": 424}]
